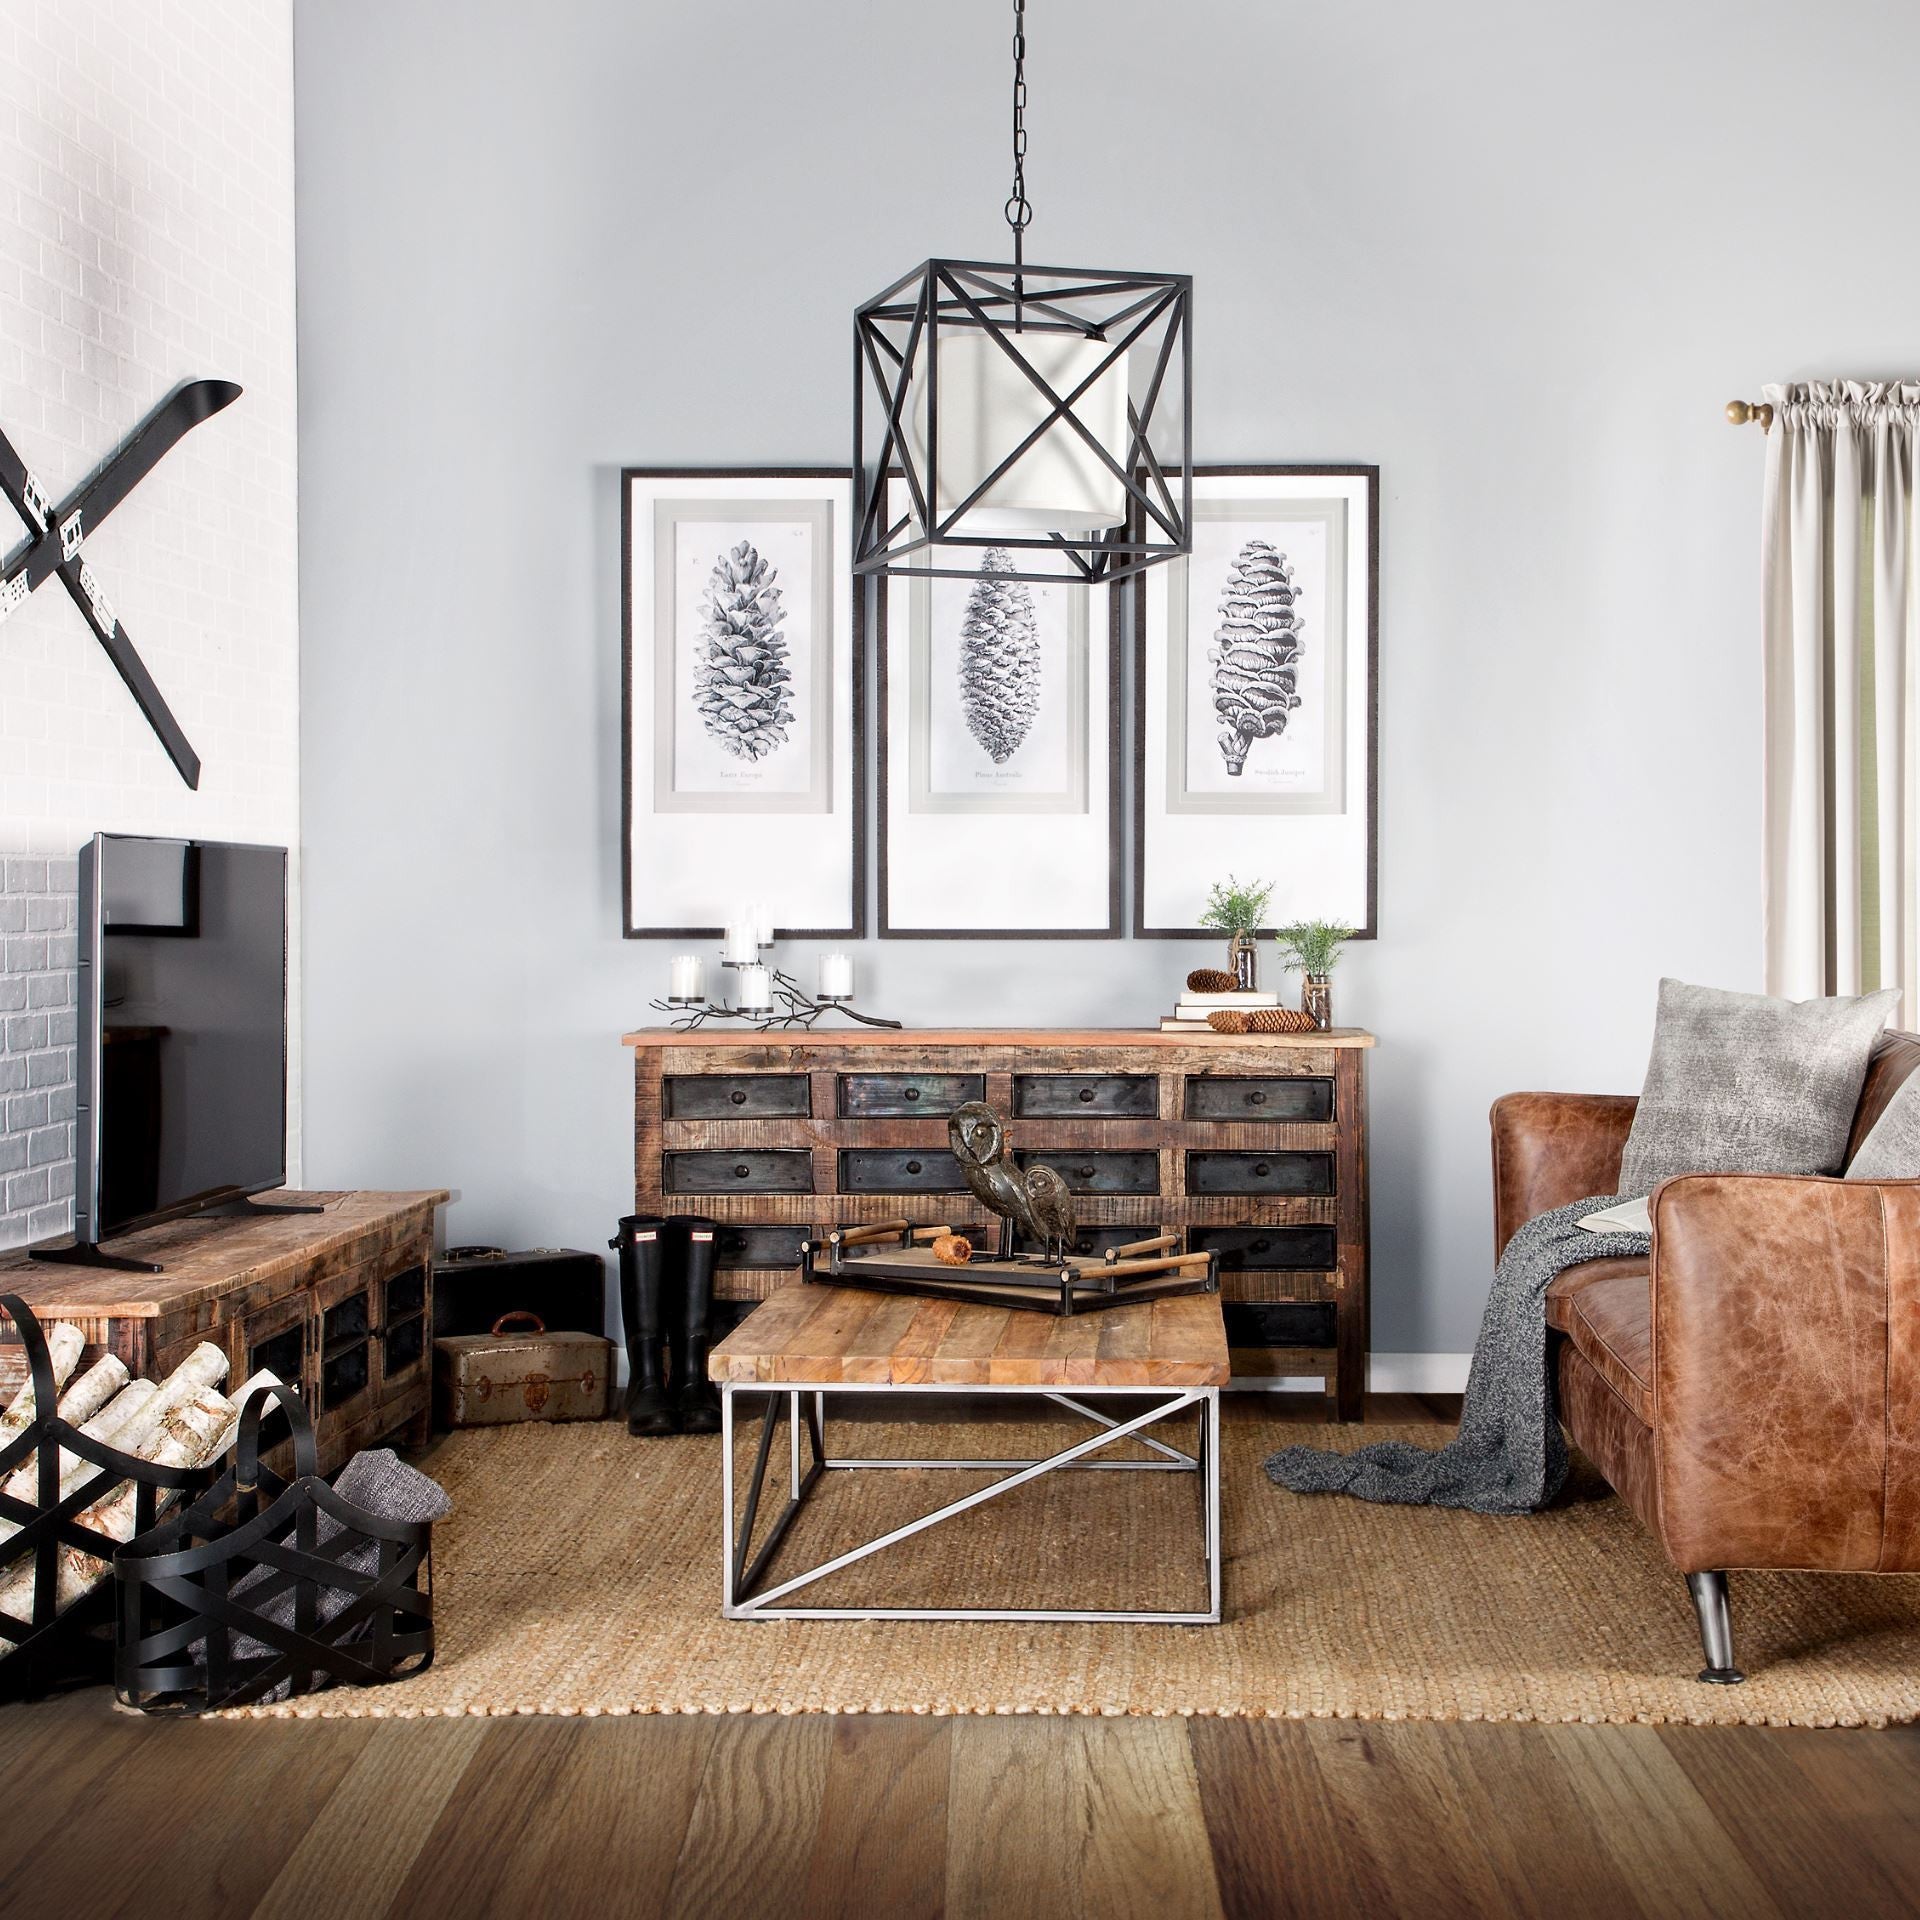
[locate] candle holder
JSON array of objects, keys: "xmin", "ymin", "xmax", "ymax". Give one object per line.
[{"xmin": 652, "ymin": 960, "xmax": 901, "ymax": 1032}]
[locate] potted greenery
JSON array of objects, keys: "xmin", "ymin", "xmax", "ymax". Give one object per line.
[
  {"xmin": 1273, "ymin": 919, "xmax": 1354, "ymax": 1029},
  {"xmin": 1198, "ymin": 876, "xmax": 1275, "ymax": 991}
]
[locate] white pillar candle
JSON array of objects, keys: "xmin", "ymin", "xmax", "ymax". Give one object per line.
[
  {"xmin": 754, "ymin": 902, "xmax": 775, "ymax": 946},
  {"xmin": 669, "ymin": 954, "xmax": 703, "ymax": 1000},
  {"xmin": 737, "ymin": 964, "xmax": 772, "ymax": 1011},
  {"xmin": 722, "ymin": 921, "xmax": 757, "ymax": 964},
  {"xmin": 819, "ymin": 952, "xmax": 853, "ymax": 999}
]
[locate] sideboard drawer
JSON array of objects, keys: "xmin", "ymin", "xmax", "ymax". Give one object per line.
[
  {"xmin": 663, "ymin": 1150, "xmax": 814, "ymax": 1194},
  {"xmin": 1012, "ymin": 1073, "xmax": 1159, "ymax": 1117},
  {"xmin": 1185, "ymin": 1076, "xmax": 1333, "ymax": 1123},
  {"xmin": 1187, "ymin": 1150, "xmax": 1334, "ymax": 1197},
  {"xmin": 1017, "ymin": 1150, "xmax": 1160, "ymax": 1195},
  {"xmin": 1224, "ymin": 1301, "xmax": 1338, "ymax": 1349},
  {"xmin": 664, "ymin": 1074, "xmax": 811, "ymax": 1119},
  {"xmin": 1189, "ymin": 1224, "xmax": 1339, "ymax": 1270},
  {"xmin": 715, "ymin": 1222, "xmax": 814, "ymax": 1267},
  {"xmin": 839, "ymin": 1072, "xmax": 984, "ymax": 1117},
  {"xmin": 840, "ymin": 1148, "xmax": 967, "ymax": 1193}
]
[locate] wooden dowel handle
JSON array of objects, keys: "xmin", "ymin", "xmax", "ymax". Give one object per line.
[
  {"xmin": 838, "ymin": 1219, "xmax": 911, "ymax": 1246},
  {"xmin": 909, "ymin": 1224, "xmax": 954, "ymax": 1243},
  {"xmin": 1108, "ymin": 1233, "xmax": 1180, "ymax": 1261},
  {"xmin": 1100, "ymin": 1252, "xmax": 1214, "ymax": 1281}
]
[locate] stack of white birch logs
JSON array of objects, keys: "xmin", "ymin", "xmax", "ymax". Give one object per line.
[{"xmin": 0, "ymin": 1321, "xmax": 278, "ymax": 1628}]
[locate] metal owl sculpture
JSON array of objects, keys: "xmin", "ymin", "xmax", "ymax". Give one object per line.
[{"xmin": 947, "ymin": 1101, "xmax": 1077, "ymax": 1264}]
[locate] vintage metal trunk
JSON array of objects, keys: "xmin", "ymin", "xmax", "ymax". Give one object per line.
[{"xmin": 433, "ymin": 1313, "xmax": 613, "ymax": 1428}]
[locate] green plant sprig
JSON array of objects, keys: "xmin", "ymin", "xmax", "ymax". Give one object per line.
[
  {"xmin": 1272, "ymin": 919, "xmax": 1354, "ymax": 976},
  {"xmin": 1197, "ymin": 875, "xmax": 1274, "ymax": 936}
]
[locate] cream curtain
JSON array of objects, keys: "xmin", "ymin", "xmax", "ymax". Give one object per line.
[{"xmin": 1763, "ymin": 380, "xmax": 1920, "ymax": 1012}]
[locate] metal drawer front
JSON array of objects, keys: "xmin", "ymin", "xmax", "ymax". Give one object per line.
[
  {"xmin": 1015, "ymin": 1221, "xmax": 1166, "ymax": 1259},
  {"xmin": 838, "ymin": 1073, "xmax": 985, "ymax": 1117},
  {"xmin": 1186, "ymin": 1151, "xmax": 1334, "ymax": 1197},
  {"xmin": 663, "ymin": 1150, "xmax": 815, "ymax": 1194},
  {"xmin": 1223, "ymin": 1301, "xmax": 1338, "ymax": 1349},
  {"xmin": 1184, "ymin": 1076, "xmax": 1333, "ymax": 1123},
  {"xmin": 664, "ymin": 1074, "xmax": 811, "ymax": 1119},
  {"xmin": 1187, "ymin": 1225, "xmax": 1339, "ymax": 1271},
  {"xmin": 1017, "ymin": 1150, "xmax": 1160, "ymax": 1195},
  {"xmin": 839, "ymin": 1148, "xmax": 968, "ymax": 1193},
  {"xmin": 716, "ymin": 1223, "xmax": 814, "ymax": 1267},
  {"xmin": 1012, "ymin": 1073, "xmax": 1159, "ymax": 1117}
]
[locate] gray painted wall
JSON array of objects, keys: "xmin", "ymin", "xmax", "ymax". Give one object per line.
[{"xmin": 291, "ymin": 0, "xmax": 1920, "ymax": 1361}]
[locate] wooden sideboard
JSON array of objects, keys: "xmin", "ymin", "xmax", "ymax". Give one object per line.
[
  {"xmin": 0, "ymin": 1190, "xmax": 447, "ymax": 1475},
  {"xmin": 623, "ymin": 1028, "xmax": 1373, "ymax": 1418}
]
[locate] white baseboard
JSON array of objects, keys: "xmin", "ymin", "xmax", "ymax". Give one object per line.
[{"xmin": 1227, "ymin": 1353, "xmax": 1471, "ymax": 1395}]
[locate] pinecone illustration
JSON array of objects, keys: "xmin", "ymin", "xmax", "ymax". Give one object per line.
[
  {"xmin": 693, "ymin": 541, "xmax": 793, "ymax": 761},
  {"xmin": 958, "ymin": 548, "xmax": 1041, "ymax": 764},
  {"xmin": 1210, "ymin": 540, "xmax": 1303, "ymax": 776}
]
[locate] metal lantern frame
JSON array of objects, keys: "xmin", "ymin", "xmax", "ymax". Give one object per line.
[{"xmin": 852, "ymin": 257, "xmax": 1193, "ymax": 587}]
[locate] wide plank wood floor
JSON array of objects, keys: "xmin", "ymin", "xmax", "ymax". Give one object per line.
[{"xmin": 1, "ymin": 1396, "xmax": 1915, "ymax": 1919}]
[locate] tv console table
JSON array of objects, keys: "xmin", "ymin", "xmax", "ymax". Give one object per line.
[
  {"xmin": 624, "ymin": 1027, "xmax": 1373, "ymax": 1419},
  {"xmin": 0, "ymin": 1190, "xmax": 447, "ymax": 1476}
]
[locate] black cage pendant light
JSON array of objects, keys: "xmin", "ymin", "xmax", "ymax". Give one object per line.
[{"xmin": 853, "ymin": 0, "xmax": 1192, "ymax": 586}]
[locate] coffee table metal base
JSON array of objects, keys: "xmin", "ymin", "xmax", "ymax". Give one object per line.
[{"xmin": 720, "ymin": 1381, "xmax": 1222, "ymax": 1624}]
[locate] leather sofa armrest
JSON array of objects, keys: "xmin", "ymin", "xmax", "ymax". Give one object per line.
[
  {"xmin": 1649, "ymin": 1173, "xmax": 1920, "ymax": 1574},
  {"xmin": 1489, "ymin": 1092, "xmax": 1637, "ymax": 1259}
]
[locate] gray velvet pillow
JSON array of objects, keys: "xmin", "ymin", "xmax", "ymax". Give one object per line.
[
  {"xmin": 1846, "ymin": 1071, "xmax": 1920, "ymax": 1181},
  {"xmin": 1617, "ymin": 979, "xmax": 1897, "ymax": 1193}
]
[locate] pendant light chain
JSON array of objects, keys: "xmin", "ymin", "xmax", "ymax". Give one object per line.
[{"xmin": 1006, "ymin": 0, "xmax": 1032, "ymax": 319}]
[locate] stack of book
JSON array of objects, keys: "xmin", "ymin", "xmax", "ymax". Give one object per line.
[{"xmin": 1160, "ymin": 987, "xmax": 1280, "ymax": 1032}]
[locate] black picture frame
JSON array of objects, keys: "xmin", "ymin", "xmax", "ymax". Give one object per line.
[
  {"xmin": 1131, "ymin": 465, "xmax": 1380, "ymax": 941},
  {"xmin": 620, "ymin": 467, "xmax": 867, "ymax": 940}
]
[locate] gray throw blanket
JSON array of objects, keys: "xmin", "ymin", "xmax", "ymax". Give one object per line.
[{"xmin": 1267, "ymin": 1195, "xmax": 1650, "ymax": 1513}]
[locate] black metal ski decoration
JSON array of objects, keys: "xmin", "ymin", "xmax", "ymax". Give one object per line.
[{"xmin": 0, "ymin": 378, "xmax": 242, "ymax": 790}]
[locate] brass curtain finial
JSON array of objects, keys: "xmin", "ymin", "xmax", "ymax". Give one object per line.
[{"xmin": 1726, "ymin": 399, "xmax": 1774, "ymax": 432}]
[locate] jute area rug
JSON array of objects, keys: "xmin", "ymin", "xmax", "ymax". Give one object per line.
[{"xmin": 230, "ymin": 1407, "xmax": 1920, "ymax": 1727}]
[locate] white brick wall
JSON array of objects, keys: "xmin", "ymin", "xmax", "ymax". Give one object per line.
[{"xmin": 0, "ymin": 0, "xmax": 299, "ymax": 1245}]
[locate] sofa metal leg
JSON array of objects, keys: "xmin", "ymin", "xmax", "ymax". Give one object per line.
[{"xmin": 1686, "ymin": 1571, "xmax": 1745, "ymax": 1684}]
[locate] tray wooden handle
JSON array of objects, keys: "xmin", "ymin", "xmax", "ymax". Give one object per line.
[
  {"xmin": 1107, "ymin": 1233, "xmax": 1180, "ymax": 1261},
  {"xmin": 837, "ymin": 1219, "xmax": 912, "ymax": 1247},
  {"xmin": 1098, "ymin": 1252, "xmax": 1214, "ymax": 1282}
]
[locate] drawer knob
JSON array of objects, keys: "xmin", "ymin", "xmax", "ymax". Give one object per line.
[
  {"xmin": 1077, "ymin": 1087, "xmax": 1095, "ymax": 1103},
  {"xmin": 1076, "ymin": 1165, "xmax": 1095, "ymax": 1180},
  {"xmin": 906, "ymin": 1159, "xmax": 923, "ymax": 1175},
  {"xmin": 1252, "ymin": 1238, "xmax": 1271, "ymax": 1253},
  {"xmin": 904, "ymin": 1086, "xmax": 921, "ymax": 1102},
  {"xmin": 733, "ymin": 1163, "xmax": 751, "ymax": 1179},
  {"xmin": 1249, "ymin": 1089, "xmax": 1267, "ymax": 1106},
  {"xmin": 1254, "ymin": 1161, "xmax": 1272, "ymax": 1177},
  {"xmin": 730, "ymin": 1089, "xmax": 748, "ymax": 1106}
]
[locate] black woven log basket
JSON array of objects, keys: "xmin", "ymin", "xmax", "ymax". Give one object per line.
[
  {"xmin": 115, "ymin": 1379, "xmax": 436, "ymax": 1714},
  {"xmin": 0, "ymin": 1294, "xmax": 216, "ymax": 1702}
]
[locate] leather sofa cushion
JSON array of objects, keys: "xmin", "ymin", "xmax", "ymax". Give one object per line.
[
  {"xmin": 1557, "ymin": 1340, "xmax": 1659, "ymax": 1538},
  {"xmin": 1548, "ymin": 1260, "xmax": 1653, "ymax": 1424}
]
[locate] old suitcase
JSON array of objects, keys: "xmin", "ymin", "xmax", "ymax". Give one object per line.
[{"xmin": 433, "ymin": 1311, "xmax": 613, "ymax": 1428}]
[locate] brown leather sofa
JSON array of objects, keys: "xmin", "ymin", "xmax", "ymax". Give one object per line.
[{"xmin": 1491, "ymin": 1030, "xmax": 1920, "ymax": 1682}]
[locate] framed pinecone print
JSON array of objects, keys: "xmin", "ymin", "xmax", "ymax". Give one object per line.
[
  {"xmin": 622, "ymin": 469, "xmax": 865, "ymax": 936},
  {"xmin": 879, "ymin": 479, "xmax": 1122, "ymax": 936},
  {"xmin": 1134, "ymin": 468, "xmax": 1378, "ymax": 938}
]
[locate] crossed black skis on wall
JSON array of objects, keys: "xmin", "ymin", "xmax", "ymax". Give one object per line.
[{"xmin": 0, "ymin": 378, "xmax": 242, "ymax": 790}]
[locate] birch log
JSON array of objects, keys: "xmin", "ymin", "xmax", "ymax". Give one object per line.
[
  {"xmin": 2, "ymin": 1368, "xmax": 147, "ymax": 1508},
  {"xmin": 0, "ymin": 1323, "xmax": 86, "ymax": 1441}
]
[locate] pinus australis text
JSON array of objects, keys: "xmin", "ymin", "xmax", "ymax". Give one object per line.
[{"xmin": 694, "ymin": 541, "xmax": 792, "ymax": 761}]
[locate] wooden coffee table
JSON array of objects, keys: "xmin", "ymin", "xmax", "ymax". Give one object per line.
[{"xmin": 708, "ymin": 1284, "xmax": 1228, "ymax": 1624}]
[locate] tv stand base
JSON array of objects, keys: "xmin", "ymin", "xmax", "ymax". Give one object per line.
[
  {"xmin": 207, "ymin": 1194, "xmax": 329, "ymax": 1220},
  {"xmin": 26, "ymin": 1240, "xmax": 163, "ymax": 1275}
]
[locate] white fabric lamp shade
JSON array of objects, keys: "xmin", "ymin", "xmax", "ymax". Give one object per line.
[{"xmin": 905, "ymin": 329, "xmax": 1129, "ymax": 537}]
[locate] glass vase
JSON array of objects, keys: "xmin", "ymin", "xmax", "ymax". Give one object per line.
[
  {"xmin": 1302, "ymin": 972, "xmax": 1333, "ymax": 1031},
  {"xmin": 1229, "ymin": 932, "xmax": 1258, "ymax": 993}
]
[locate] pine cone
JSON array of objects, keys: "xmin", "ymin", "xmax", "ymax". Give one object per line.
[
  {"xmin": 958, "ymin": 549, "xmax": 1041, "ymax": 763},
  {"xmin": 1249, "ymin": 1007, "xmax": 1318, "ymax": 1033},
  {"xmin": 1186, "ymin": 968, "xmax": 1237, "ymax": 993},
  {"xmin": 1210, "ymin": 540, "xmax": 1303, "ymax": 776},
  {"xmin": 931, "ymin": 1233, "xmax": 973, "ymax": 1267},
  {"xmin": 1206, "ymin": 1010, "xmax": 1252, "ymax": 1033},
  {"xmin": 694, "ymin": 541, "xmax": 793, "ymax": 761}
]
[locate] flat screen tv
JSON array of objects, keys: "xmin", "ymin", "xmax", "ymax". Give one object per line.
[{"xmin": 64, "ymin": 834, "xmax": 290, "ymax": 1260}]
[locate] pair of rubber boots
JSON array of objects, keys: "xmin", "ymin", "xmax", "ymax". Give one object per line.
[{"xmin": 610, "ymin": 1214, "xmax": 722, "ymax": 1436}]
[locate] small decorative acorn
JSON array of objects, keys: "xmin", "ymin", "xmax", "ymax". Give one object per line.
[
  {"xmin": 931, "ymin": 1233, "xmax": 974, "ymax": 1267},
  {"xmin": 1186, "ymin": 968, "xmax": 1237, "ymax": 993}
]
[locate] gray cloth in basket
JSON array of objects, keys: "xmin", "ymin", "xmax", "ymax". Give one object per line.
[
  {"xmin": 1266, "ymin": 1196, "xmax": 1650, "ymax": 1513},
  {"xmin": 199, "ymin": 1447, "xmax": 450, "ymax": 1700}
]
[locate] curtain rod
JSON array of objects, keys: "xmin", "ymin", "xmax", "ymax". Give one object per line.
[{"xmin": 1726, "ymin": 399, "xmax": 1774, "ymax": 431}]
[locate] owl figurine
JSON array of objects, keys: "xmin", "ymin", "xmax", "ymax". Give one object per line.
[{"xmin": 947, "ymin": 1101, "xmax": 1077, "ymax": 1265}]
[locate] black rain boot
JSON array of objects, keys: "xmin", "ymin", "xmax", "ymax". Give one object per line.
[
  {"xmin": 666, "ymin": 1215, "xmax": 723, "ymax": 1435},
  {"xmin": 611, "ymin": 1214, "xmax": 678, "ymax": 1436}
]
